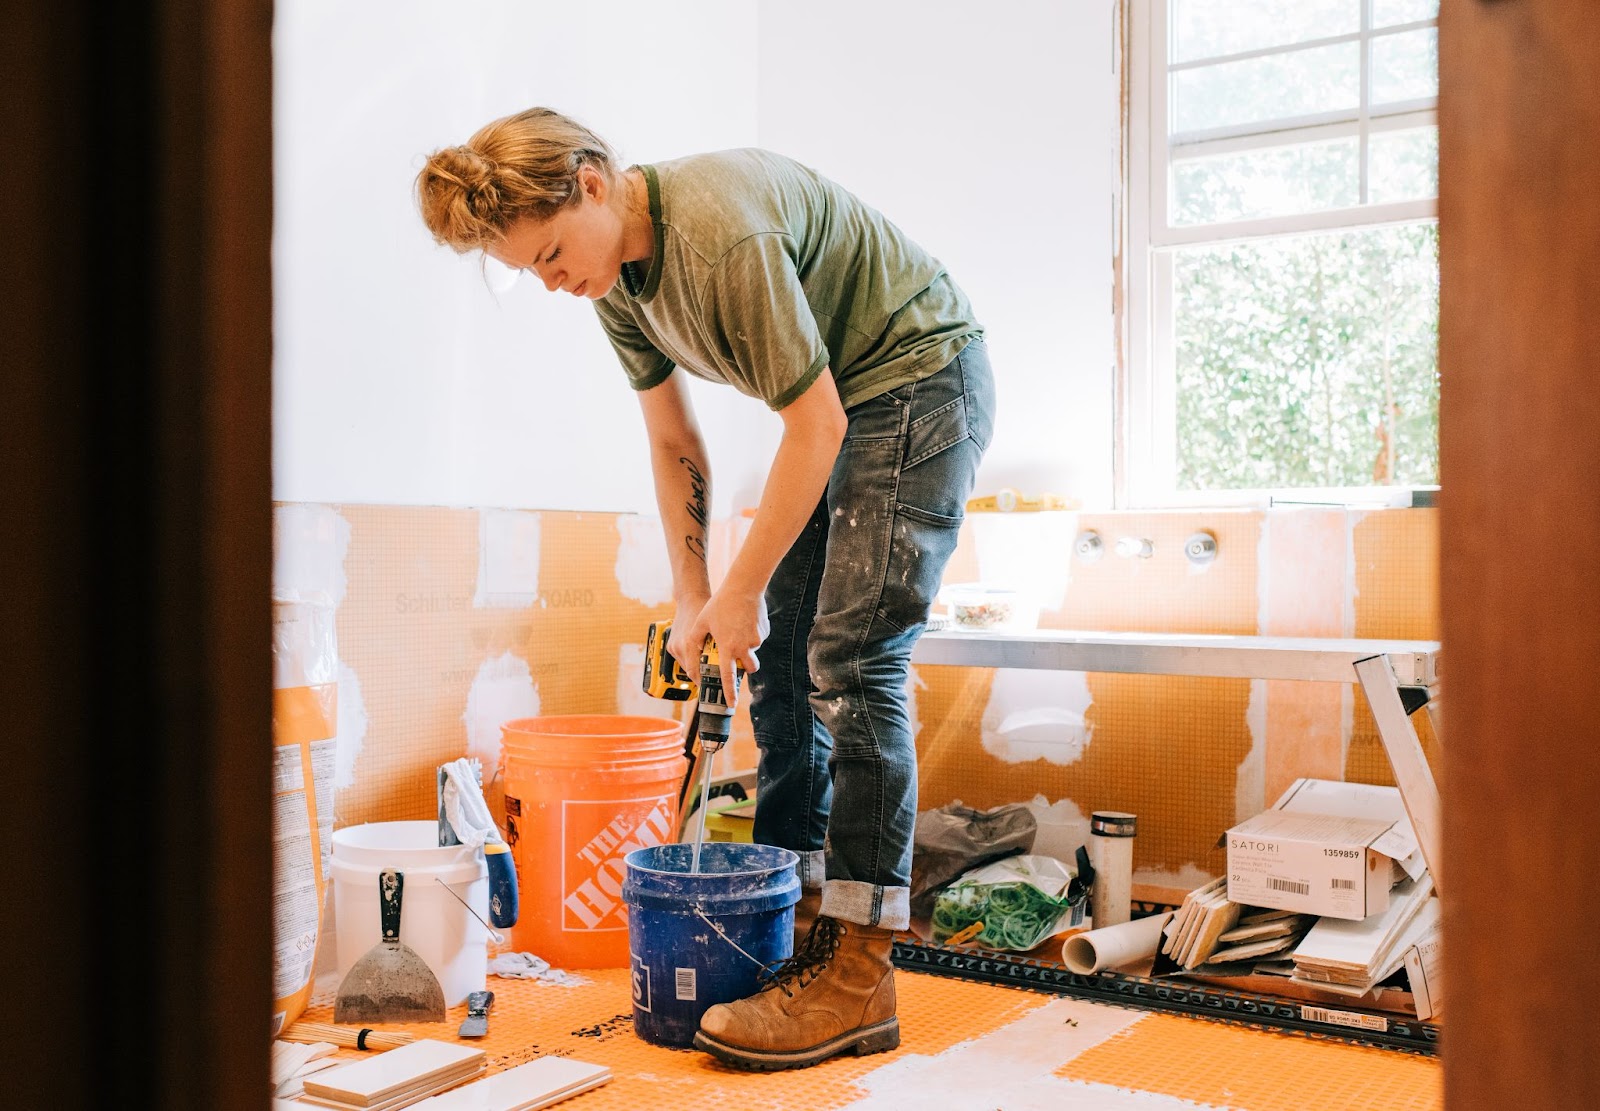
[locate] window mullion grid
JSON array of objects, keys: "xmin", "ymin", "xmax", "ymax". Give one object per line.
[
  {"xmin": 1151, "ymin": 199, "xmax": 1438, "ymax": 249},
  {"xmin": 1155, "ymin": 0, "xmax": 1172, "ymax": 241},
  {"xmin": 1137, "ymin": 2, "xmax": 1440, "ymax": 507},
  {"xmin": 1151, "ymin": 250, "xmax": 1177, "ymax": 497},
  {"xmin": 1359, "ymin": 0, "xmax": 1373, "ymax": 204},
  {"xmin": 1172, "ymin": 107, "xmax": 1436, "ymax": 164},
  {"xmin": 1166, "ymin": 18, "xmax": 1437, "ymax": 73}
]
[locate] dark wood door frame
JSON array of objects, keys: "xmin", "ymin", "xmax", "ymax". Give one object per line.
[
  {"xmin": 1440, "ymin": 0, "xmax": 1600, "ymax": 1105},
  {"xmin": 2, "ymin": 2, "xmax": 273, "ymax": 1106}
]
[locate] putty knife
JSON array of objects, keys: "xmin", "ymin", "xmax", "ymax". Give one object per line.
[
  {"xmin": 334, "ymin": 868, "xmax": 447, "ymax": 1024},
  {"xmin": 457, "ymin": 990, "xmax": 494, "ymax": 1038}
]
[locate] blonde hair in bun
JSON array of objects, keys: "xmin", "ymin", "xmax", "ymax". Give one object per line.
[{"xmin": 416, "ymin": 107, "xmax": 619, "ymax": 252}]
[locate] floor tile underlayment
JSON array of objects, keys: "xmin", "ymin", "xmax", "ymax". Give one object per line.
[{"xmin": 293, "ymin": 965, "xmax": 1440, "ymax": 1111}]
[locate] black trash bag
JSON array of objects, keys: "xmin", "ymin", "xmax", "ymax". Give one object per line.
[{"xmin": 910, "ymin": 800, "xmax": 1038, "ymax": 918}]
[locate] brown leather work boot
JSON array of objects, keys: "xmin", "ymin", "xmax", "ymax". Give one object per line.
[
  {"xmin": 694, "ymin": 916, "xmax": 899, "ymax": 1070},
  {"xmin": 793, "ymin": 888, "xmax": 823, "ymax": 951}
]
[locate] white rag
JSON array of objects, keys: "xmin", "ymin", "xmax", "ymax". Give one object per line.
[
  {"xmin": 439, "ymin": 757, "xmax": 502, "ymax": 849},
  {"xmin": 489, "ymin": 952, "xmax": 589, "ymax": 987}
]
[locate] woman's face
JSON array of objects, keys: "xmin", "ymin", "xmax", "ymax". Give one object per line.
[{"xmin": 488, "ymin": 167, "xmax": 626, "ymax": 299}]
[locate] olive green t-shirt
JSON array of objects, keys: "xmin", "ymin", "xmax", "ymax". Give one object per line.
[{"xmin": 593, "ymin": 149, "xmax": 981, "ymax": 411}]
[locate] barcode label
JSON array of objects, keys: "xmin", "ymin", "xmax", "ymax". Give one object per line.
[
  {"xmin": 675, "ymin": 967, "xmax": 697, "ymax": 1001},
  {"xmin": 1267, "ymin": 877, "xmax": 1310, "ymax": 896},
  {"xmin": 1302, "ymin": 1006, "xmax": 1388, "ymax": 1032},
  {"xmin": 1332, "ymin": 879, "xmax": 1356, "ymax": 890}
]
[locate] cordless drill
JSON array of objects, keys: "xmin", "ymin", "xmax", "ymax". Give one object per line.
[{"xmin": 643, "ymin": 620, "xmax": 742, "ymax": 821}]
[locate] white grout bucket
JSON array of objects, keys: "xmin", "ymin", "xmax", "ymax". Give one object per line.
[{"xmin": 330, "ymin": 820, "xmax": 488, "ymax": 1006}]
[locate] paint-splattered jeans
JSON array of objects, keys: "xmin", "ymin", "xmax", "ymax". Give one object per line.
[{"xmin": 748, "ymin": 338, "xmax": 995, "ymax": 930}]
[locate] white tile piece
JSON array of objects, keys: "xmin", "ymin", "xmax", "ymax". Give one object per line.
[
  {"xmin": 413, "ymin": 1057, "xmax": 612, "ymax": 1111},
  {"xmin": 300, "ymin": 1064, "xmax": 486, "ymax": 1111},
  {"xmin": 302, "ymin": 1040, "xmax": 486, "ymax": 1105}
]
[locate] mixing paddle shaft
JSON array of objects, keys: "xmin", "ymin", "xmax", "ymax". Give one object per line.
[
  {"xmin": 690, "ymin": 735, "xmax": 725, "ymax": 873},
  {"xmin": 690, "ymin": 655, "xmax": 737, "ymax": 873},
  {"xmin": 638, "ymin": 621, "xmax": 742, "ymax": 874}
]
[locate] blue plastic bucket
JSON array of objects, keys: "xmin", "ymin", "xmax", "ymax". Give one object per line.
[{"xmin": 623, "ymin": 842, "xmax": 800, "ymax": 1047}]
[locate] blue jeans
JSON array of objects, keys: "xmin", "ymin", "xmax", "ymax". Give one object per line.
[{"xmin": 748, "ymin": 338, "xmax": 995, "ymax": 929}]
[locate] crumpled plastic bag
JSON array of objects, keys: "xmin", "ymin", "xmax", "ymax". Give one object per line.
[
  {"xmin": 931, "ymin": 854, "xmax": 1088, "ymax": 951},
  {"xmin": 910, "ymin": 799, "xmax": 1037, "ymax": 918}
]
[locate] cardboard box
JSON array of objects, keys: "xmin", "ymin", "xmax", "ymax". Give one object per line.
[
  {"xmin": 1226, "ymin": 809, "xmax": 1399, "ymax": 920},
  {"xmin": 1271, "ymin": 778, "xmax": 1424, "ymax": 882},
  {"xmin": 1402, "ymin": 925, "xmax": 1442, "ymax": 1019}
]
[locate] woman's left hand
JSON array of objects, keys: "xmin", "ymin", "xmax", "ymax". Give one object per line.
[{"xmin": 687, "ymin": 587, "xmax": 769, "ymax": 708}]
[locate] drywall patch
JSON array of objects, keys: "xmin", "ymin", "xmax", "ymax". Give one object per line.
[
  {"xmin": 333, "ymin": 661, "xmax": 368, "ymax": 791},
  {"xmin": 1344, "ymin": 509, "xmax": 1367, "ymax": 636},
  {"xmin": 614, "ymin": 515, "xmax": 673, "ymax": 606},
  {"xmin": 474, "ymin": 509, "xmax": 541, "ymax": 608},
  {"xmin": 273, "ymin": 503, "xmax": 350, "ymax": 606},
  {"xmin": 981, "ymin": 669, "xmax": 1095, "ymax": 765},
  {"xmin": 1255, "ymin": 511, "xmax": 1272, "ymax": 632},
  {"xmin": 849, "ymin": 997, "xmax": 1213, "ymax": 1110},
  {"xmin": 1236, "ymin": 679, "xmax": 1267, "ymax": 821},
  {"xmin": 462, "ymin": 651, "xmax": 539, "ymax": 769},
  {"xmin": 970, "ymin": 511, "xmax": 1079, "ymax": 617}
]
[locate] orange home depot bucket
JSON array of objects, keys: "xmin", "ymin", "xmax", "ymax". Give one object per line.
[{"xmin": 501, "ymin": 715, "xmax": 686, "ymax": 968}]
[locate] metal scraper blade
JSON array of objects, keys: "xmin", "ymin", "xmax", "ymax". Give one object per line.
[
  {"xmin": 333, "ymin": 869, "xmax": 447, "ymax": 1024},
  {"xmin": 457, "ymin": 990, "xmax": 494, "ymax": 1038}
]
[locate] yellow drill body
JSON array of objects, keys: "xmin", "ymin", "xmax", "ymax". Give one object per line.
[{"xmin": 642, "ymin": 620, "xmax": 741, "ymax": 737}]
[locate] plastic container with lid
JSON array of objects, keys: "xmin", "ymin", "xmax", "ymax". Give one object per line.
[{"xmin": 941, "ymin": 583, "xmax": 1025, "ymax": 630}]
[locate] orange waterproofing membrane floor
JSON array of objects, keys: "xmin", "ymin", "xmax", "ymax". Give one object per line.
[{"xmin": 290, "ymin": 962, "xmax": 1440, "ymax": 1110}]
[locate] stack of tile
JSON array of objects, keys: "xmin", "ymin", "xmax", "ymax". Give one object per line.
[
  {"xmin": 1290, "ymin": 876, "xmax": 1438, "ymax": 995},
  {"xmin": 1161, "ymin": 878, "xmax": 1315, "ymax": 969},
  {"xmin": 299, "ymin": 1041, "xmax": 486, "ymax": 1111},
  {"xmin": 270, "ymin": 1038, "xmax": 341, "ymax": 1100},
  {"xmin": 413, "ymin": 1057, "xmax": 612, "ymax": 1110}
]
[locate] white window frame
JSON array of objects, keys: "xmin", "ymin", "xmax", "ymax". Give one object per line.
[{"xmin": 1120, "ymin": 0, "xmax": 1439, "ymax": 509}]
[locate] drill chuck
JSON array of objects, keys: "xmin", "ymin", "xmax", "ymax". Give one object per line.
[
  {"xmin": 641, "ymin": 619, "xmax": 742, "ymax": 750},
  {"xmin": 695, "ymin": 660, "xmax": 737, "ymax": 750}
]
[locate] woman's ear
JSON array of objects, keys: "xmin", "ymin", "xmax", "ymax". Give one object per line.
[{"xmin": 578, "ymin": 164, "xmax": 606, "ymax": 203}]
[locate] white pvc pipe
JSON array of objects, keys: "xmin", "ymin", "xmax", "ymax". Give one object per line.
[{"xmin": 1061, "ymin": 911, "xmax": 1174, "ymax": 975}]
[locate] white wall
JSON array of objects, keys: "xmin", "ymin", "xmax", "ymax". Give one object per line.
[
  {"xmin": 756, "ymin": 0, "xmax": 1117, "ymax": 507},
  {"xmin": 272, "ymin": 0, "xmax": 761, "ymax": 512},
  {"xmin": 273, "ymin": 0, "xmax": 1115, "ymax": 513}
]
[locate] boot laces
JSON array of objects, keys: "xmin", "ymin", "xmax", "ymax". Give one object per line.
[{"xmin": 757, "ymin": 915, "xmax": 845, "ymax": 998}]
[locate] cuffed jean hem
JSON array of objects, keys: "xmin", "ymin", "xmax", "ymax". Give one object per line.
[
  {"xmin": 797, "ymin": 850, "xmax": 827, "ymax": 890},
  {"xmin": 821, "ymin": 879, "xmax": 910, "ymax": 930}
]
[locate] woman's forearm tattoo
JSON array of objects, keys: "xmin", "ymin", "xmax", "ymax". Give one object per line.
[{"xmin": 680, "ymin": 456, "xmax": 708, "ymax": 563}]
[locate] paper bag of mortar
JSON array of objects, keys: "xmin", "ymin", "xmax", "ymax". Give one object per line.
[{"xmin": 271, "ymin": 598, "xmax": 338, "ymax": 1035}]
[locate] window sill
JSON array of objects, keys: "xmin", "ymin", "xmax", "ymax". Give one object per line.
[{"xmin": 1121, "ymin": 485, "xmax": 1438, "ymax": 511}]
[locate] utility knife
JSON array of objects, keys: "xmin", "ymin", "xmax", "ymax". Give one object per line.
[{"xmin": 457, "ymin": 990, "xmax": 494, "ymax": 1038}]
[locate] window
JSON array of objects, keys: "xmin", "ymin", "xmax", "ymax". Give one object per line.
[{"xmin": 1122, "ymin": 0, "xmax": 1439, "ymax": 506}]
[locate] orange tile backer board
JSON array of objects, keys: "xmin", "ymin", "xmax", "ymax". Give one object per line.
[
  {"xmin": 915, "ymin": 668, "xmax": 1250, "ymax": 878},
  {"xmin": 1059, "ymin": 1012, "xmax": 1441, "ymax": 1111},
  {"xmin": 328, "ymin": 506, "xmax": 672, "ymax": 830},
  {"xmin": 297, "ymin": 965, "xmax": 1049, "ymax": 1111},
  {"xmin": 1351, "ymin": 509, "xmax": 1439, "ymax": 642},
  {"xmin": 1053, "ymin": 510, "xmax": 1261, "ymax": 636}
]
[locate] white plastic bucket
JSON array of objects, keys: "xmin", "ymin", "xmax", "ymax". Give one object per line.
[{"xmin": 330, "ymin": 820, "xmax": 488, "ymax": 1006}]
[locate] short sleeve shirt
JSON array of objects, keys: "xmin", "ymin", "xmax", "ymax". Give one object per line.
[{"xmin": 593, "ymin": 149, "xmax": 981, "ymax": 411}]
